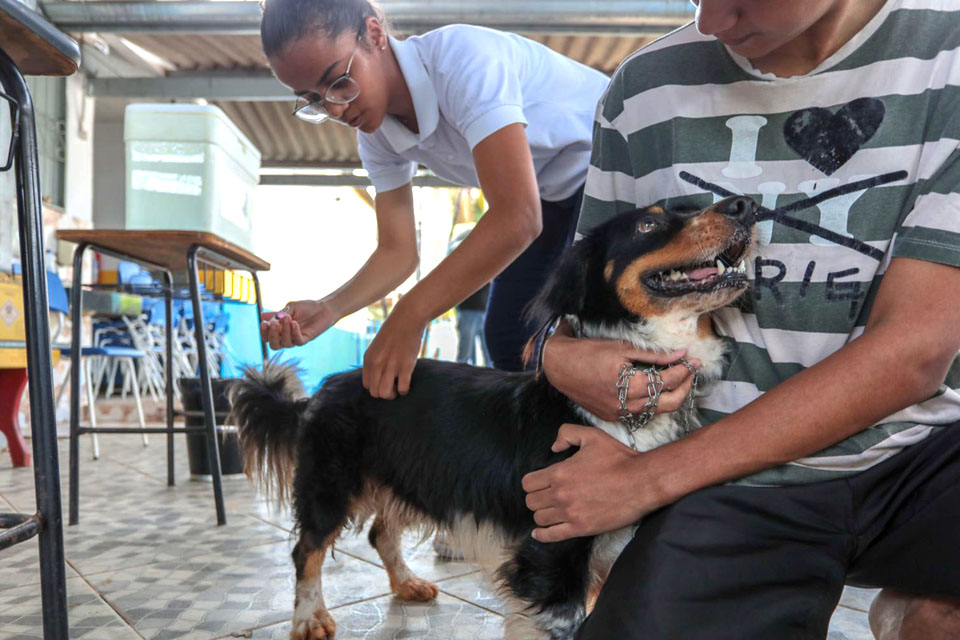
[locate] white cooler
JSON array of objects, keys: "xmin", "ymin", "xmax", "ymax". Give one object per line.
[{"xmin": 124, "ymin": 104, "xmax": 261, "ymax": 251}]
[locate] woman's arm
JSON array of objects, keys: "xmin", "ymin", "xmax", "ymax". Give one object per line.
[
  {"xmin": 261, "ymin": 184, "xmax": 418, "ymax": 349},
  {"xmin": 400, "ymin": 122, "xmax": 543, "ymax": 320},
  {"xmin": 362, "ymin": 122, "xmax": 544, "ymax": 398},
  {"xmin": 523, "ymin": 256, "xmax": 960, "ymax": 542},
  {"xmin": 321, "ymin": 184, "xmax": 419, "ymax": 318}
]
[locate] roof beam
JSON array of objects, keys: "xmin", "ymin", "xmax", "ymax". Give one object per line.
[
  {"xmin": 88, "ymin": 72, "xmax": 289, "ymax": 100},
  {"xmin": 259, "ymin": 173, "xmax": 459, "ymax": 189},
  {"xmin": 78, "ymin": 41, "xmax": 163, "ymax": 79},
  {"xmin": 44, "ymin": 1, "xmax": 694, "ymax": 36}
]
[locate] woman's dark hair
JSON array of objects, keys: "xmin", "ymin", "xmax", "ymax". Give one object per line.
[{"xmin": 260, "ymin": 0, "xmax": 383, "ymax": 58}]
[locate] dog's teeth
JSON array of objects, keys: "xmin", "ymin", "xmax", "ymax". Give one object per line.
[
  {"xmin": 668, "ymin": 270, "xmax": 682, "ymax": 281},
  {"xmin": 737, "ymin": 260, "xmax": 746, "ymax": 272},
  {"xmin": 716, "ymin": 260, "xmax": 726, "ymax": 276}
]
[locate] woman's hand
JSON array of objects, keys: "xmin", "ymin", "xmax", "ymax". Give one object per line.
[
  {"xmin": 260, "ymin": 300, "xmax": 338, "ymax": 350},
  {"xmin": 362, "ymin": 303, "xmax": 427, "ymax": 399},
  {"xmin": 542, "ymin": 330, "xmax": 699, "ymax": 423}
]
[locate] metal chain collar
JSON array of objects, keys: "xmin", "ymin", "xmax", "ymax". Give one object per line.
[
  {"xmin": 616, "ymin": 363, "xmax": 663, "ymax": 432},
  {"xmin": 679, "ymin": 358, "xmax": 701, "ymax": 427},
  {"xmin": 616, "ymin": 357, "xmax": 700, "ymax": 449}
]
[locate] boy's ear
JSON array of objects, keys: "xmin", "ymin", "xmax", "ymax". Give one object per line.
[{"xmin": 524, "ymin": 234, "xmax": 598, "ymax": 326}]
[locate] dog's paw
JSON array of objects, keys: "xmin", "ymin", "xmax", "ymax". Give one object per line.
[
  {"xmin": 393, "ymin": 577, "xmax": 439, "ymax": 602},
  {"xmin": 290, "ymin": 611, "xmax": 337, "ymax": 640}
]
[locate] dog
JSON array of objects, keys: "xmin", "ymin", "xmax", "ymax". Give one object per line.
[{"xmin": 230, "ymin": 195, "xmax": 758, "ymax": 640}]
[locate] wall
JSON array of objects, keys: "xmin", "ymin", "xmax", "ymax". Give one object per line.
[
  {"xmin": 92, "ymin": 99, "xmax": 127, "ymax": 231},
  {"xmin": 64, "ymin": 74, "xmax": 95, "ymax": 225},
  {"xmin": 0, "ymin": 93, "xmax": 16, "ymax": 272},
  {"xmin": 220, "ymin": 301, "xmax": 362, "ymax": 393},
  {"xmin": 0, "ymin": 67, "xmax": 96, "ymax": 450},
  {"xmin": 0, "ymin": 94, "xmax": 14, "ymax": 451},
  {"xmin": 0, "ymin": 75, "xmax": 68, "ymax": 271}
]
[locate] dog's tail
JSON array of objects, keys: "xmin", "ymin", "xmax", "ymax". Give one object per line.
[{"xmin": 229, "ymin": 359, "xmax": 307, "ymax": 507}]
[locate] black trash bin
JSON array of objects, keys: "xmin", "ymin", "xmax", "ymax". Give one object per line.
[{"xmin": 178, "ymin": 377, "xmax": 243, "ymax": 478}]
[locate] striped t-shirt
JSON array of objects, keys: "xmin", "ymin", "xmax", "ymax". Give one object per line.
[{"xmin": 578, "ymin": 0, "xmax": 960, "ymax": 485}]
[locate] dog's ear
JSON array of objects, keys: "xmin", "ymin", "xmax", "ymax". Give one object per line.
[{"xmin": 524, "ymin": 234, "xmax": 600, "ymax": 326}]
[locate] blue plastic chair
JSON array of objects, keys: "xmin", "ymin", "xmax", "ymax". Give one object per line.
[{"xmin": 48, "ymin": 271, "xmax": 148, "ymax": 459}]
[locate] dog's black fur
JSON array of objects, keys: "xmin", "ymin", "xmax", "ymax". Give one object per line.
[{"xmin": 231, "ymin": 196, "xmax": 757, "ymax": 640}]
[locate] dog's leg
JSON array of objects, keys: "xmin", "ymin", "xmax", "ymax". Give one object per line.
[
  {"xmin": 499, "ymin": 536, "xmax": 594, "ymax": 640},
  {"xmin": 368, "ymin": 515, "xmax": 439, "ymax": 601},
  {"xmin": 585, "ymin": 528, "xmax": 631, "ymax": 615},
  {"xmin": 585, "ymin": 569, "xmax": 608, "ymax": 615},
  {"xmin": 290, "ymin": 530, "xmax": 339, "ymax": 640}
]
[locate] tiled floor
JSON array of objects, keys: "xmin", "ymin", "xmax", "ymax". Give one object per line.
[{"xmin": 1, "ymin": 414, "xmax": 878, "ymax": 639}]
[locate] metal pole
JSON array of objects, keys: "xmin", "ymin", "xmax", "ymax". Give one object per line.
[
  {"xmin": 0, "ymin": 47, "xmax": 70, "ymax": 639},
  {"xmin": 43, "ymin": 0, "xmax": 695, "ymax": 35},
  {"xmin": 187, "ymin": 245, "xmax": 227, "ymax": 525},
  {"xmin": 251, "ymin": 271, "xmax": 268, "ymax": 363},
  {"xmin": 164, "ymin": 270, "xmax": 175, "ymax": 486},
  {"xmin": 68, "ymin": 243, "xmax": 85, "ymax": 526}
]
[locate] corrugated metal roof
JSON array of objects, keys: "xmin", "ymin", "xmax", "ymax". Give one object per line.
[
  {"xmin": 118, "ymin": 31, "xmax": 663, "ymax": 166},
  {"xmin": 214, "ymin": 100, "xmax": 361, "ymax": 166},
  {"xmin": 124, "ymin": 34, "xmax": 267, "ymax": 70},
  {"xmin": 531, "ymin": 34, "xmax": 656, "ymax": 74},
  {"xmin": 122, "ymin": 32, "xmax": 657, "ymax": 74}
]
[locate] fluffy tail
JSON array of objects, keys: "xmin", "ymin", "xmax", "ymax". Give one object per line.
[{"xmin": 229, "ymin": 360, "xmax": 307, "ymax": 507}]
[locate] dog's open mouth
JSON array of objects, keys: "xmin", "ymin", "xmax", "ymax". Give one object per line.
[{"xmin": 642, "ymin": 236, "xmax": 751, "ymax": 297}]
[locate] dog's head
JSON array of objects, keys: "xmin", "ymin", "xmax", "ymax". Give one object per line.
[{"xmin": 528, "ymin": 196, "xmax": 758, "ymax": 327}]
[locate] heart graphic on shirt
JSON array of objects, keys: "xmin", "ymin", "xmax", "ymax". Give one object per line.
[{"xmin": 783, "ymin": 98, "xmax": 886, "ymax": 175}]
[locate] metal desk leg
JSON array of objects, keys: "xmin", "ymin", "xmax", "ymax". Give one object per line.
[
  {"xmin": 0, "ymin": 47, "xmax": 69, "ymax": 639},
  {"xmin": 68, "ymin": 242, "xmax": 86, "ymax": 526},
  {"xmin": 187, "ymin": 245, "xmax": 226, "ymax": 525},
  {"xmin": 251, "ymin": 271, "xmax": 268, "ymax": 363},
  {"xmin": 164, "ymin": 271, "xmax": 175, "ymax": 487}
]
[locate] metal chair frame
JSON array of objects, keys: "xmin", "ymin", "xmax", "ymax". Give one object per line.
[{"xmin": 0, "ymin": 47, "xmax": 70, "ymax": 639}]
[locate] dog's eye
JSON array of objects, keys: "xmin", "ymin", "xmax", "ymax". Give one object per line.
[{"xmin": 638, "ymin": 219, "xmax": 658, "ymax": 233}]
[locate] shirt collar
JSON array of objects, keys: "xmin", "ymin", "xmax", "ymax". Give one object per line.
[{"xmin": 379, "ymin": 35, "xmax": 440, "ymax": 153}]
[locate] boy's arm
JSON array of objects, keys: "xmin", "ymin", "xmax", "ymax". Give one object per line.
[{"xmin": 524, "ymin": 256, "xmax": 960, "ymax": 542}]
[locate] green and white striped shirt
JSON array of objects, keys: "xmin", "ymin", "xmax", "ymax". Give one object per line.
[{"xmin": 579, "ymin": 0, "xmax": 960, "ymax": 485}]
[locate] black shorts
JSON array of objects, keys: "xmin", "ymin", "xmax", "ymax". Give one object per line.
[{"xmin": 577, "ymin": 423, "xmax": 960, "ymax": 640}]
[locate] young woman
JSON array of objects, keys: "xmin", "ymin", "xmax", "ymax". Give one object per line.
[{"xmin": 257, "ymin": 0, "xmax": 609, "ymax": 395}]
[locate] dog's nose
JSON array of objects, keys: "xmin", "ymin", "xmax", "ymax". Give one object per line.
[{"xmin": 715, "ymin": 196, "xmax": 757, "ymax": 220}]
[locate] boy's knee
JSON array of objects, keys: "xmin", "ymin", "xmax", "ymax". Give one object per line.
[{"xmin": 869, "ymin": 590, "xmax": 960, "ymax": 640}]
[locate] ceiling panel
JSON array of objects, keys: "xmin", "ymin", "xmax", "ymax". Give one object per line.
[{"xmin": 119, "ymin": 32, "xmax": 661, "ymax": 165}]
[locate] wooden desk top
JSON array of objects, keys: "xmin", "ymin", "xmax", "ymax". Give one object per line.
[
  {"xmin": 56, "ymin": 229, "xmax": 271, "ymax": 273},
  {"xmin": 0, "ymin": 0, "xmax": 80, "ymax": 76}
]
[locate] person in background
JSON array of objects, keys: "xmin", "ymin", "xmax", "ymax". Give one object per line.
[
  {"xmin": 446, "ymin": 226, "xmax": 490, "ymax": 366},
  {"xmin": 258, "ymin": 0, "xmax": 609, "ymax": 395},
  {"xmin": 454, "ymin": 282, "xmax": 490, "ymax": 366}
]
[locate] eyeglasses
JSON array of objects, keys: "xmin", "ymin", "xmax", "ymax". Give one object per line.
[{"xmin": 292, "ymin": 32, "xmax": 363, "ymax": 125}]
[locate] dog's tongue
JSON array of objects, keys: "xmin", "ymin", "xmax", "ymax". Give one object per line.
[{"xmin": 685, "ymin": 266, "xmax": 718, "ymax": 281}]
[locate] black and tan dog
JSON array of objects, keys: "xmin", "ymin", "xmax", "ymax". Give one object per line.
[{"xmin": 230, "ymin": 195, "xmax": 758, "ymax": 640}]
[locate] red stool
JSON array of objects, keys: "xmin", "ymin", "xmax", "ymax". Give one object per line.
[{"xmin": 0, "ymin": 367, "xmax": 31, "ymax": 467}]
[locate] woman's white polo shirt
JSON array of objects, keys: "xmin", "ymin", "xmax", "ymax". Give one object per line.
[{"xmin": 357, "ymin": 24, "xmax": 609, "ymax": 202}]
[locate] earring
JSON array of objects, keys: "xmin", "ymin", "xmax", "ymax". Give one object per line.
[{"xmin": 381, "ymin": 44, "xmax": 386, "ymax": 50}]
